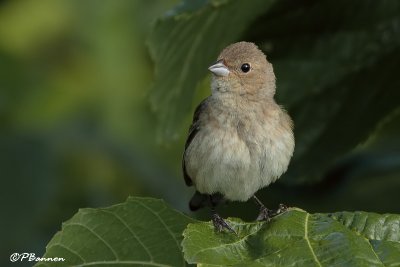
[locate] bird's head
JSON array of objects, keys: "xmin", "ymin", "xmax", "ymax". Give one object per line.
[{"xmin": 208, "ymin": 41, "xmax": 275, "ymax": 98}]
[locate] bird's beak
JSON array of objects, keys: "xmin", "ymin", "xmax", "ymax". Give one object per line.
[{"xmin": 208, "ymin": 60, "xmax": 230, "ymax": 77}]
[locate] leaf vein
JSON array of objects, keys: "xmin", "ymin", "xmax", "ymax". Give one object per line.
[
  {"xmin": 188, "ymin": 224, "xmax": 260, "ymax": 259},
  {"xmin": 132, "ymin": 200, "xmax": 185, "ymax": 267},
  {"xmin": 100, "ymin": 209, "xmax": 154, "ymax": 262},
  {"xmin": 366, "ymin": 239, "xmax": 384, "ymax": 265},
  {"xmin": 304, "ymin": 213, "xmax": 322, "ymax": 267},
  {"xmin": 67, "ymin": 222, "xmax": 119, "ymax": 260},
  {"xmin": 47, "ymin": 243, "xmax": 85, "ymax": 263}
]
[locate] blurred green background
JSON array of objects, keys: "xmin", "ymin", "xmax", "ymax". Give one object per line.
[{"xmin": 1, "ymin": 0, "xmax": 399, "ymax": 266}]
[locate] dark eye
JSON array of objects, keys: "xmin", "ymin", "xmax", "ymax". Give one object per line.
[{"xmin": 241, "ymin": 63, "xmax": 251, "ymax": 73}]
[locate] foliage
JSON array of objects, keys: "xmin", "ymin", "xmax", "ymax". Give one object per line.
[
  {"xmin": 36, "ymin": 197, "xmax": 195, "ymax": 267},
  {"xmin": 37, "ymin": 198, "xmax": 400, "ymax": 267},
  {"xmin": 183, "ymin": 210, "xmax": 400, "ymax": 266}
]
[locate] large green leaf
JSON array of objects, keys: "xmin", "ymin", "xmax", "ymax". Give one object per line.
[
  {"xmin": 37, "ymin": 196, "xmax": 400, "ymax": 266},
  {"xmin": 283, "ymin": 47, "xmax": 400, "ymax": 184},
  {"xmin": 148, "ymin": 0, "xmax": 276, "ymax": 141},
  {"xmin": 36, "ymin": 197, "xmax": 196, "ymax": 267},
  {"xmin": 182, "ymin": 209, "xmax": 400, "ymax": 266}
]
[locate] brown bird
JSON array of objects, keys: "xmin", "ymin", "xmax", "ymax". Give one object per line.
[{"xmin": 182, "ymin": 41, "xmax": 294, "ymax": 233}]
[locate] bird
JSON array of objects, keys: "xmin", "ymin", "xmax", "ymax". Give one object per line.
[{"xmin": 182, "ymin": 41, "xmax": 294, "ymax": 233}]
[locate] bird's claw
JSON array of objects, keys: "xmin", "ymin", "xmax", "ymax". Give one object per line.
[
  {"xmin": 276, "ymin": 203, "xmax": 288, "ymax": 215},
  {"xmin": 256, "ymin": 206, "xmax": 272, "ymax": 221},
  {"xmin": 212, "ymin": 213, "xmax": 237, "ymax": 235},
  {"xmin": 257, "ymin": 204, "xmax": 288, "ymax": 221}
]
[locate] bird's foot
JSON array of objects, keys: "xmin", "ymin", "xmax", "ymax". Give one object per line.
[
  {"xmin": 257, "ymin": 204, "xmax": 288, "ymax": 221},
  {"xmin": 212, "ymin": 213, "xmax": 237, "ymax": 235},
  {"xmin": 256, "ymin": 206, "xmax": 272, "ymax": 221},
  {"xmin": 275, "ymin": 203, "xmax": 288, "ymax": 215}
]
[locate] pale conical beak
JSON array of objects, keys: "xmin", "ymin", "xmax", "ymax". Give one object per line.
[{"xmin": 208, "ymin": 60, "xmax": 230, "ymax": 77}]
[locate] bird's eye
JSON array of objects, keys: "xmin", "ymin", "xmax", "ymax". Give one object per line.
[{"xmin": 240, "ymin": 63, "xmax": 251, "ymax": 73}]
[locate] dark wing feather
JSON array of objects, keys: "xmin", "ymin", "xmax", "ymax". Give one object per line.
[{"xmin": 182, "ymin": 98, "xmax": 209, "ymax": 186}]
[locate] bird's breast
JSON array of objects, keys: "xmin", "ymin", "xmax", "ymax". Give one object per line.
[{"xmin": 185, "ymin": 100, "xmax": 294, "ymax": 201}]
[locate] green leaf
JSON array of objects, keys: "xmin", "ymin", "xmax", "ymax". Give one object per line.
[
  {"xmin": 37, "ymin": 196, "xmax": 400, "ymax": 266},
  {"xmin": 35, "ymin": 197, "xmax": 197, "ymax": 267},
  {"xmin": 182, "ymin": 209, "xmax": 400, "ymax": 266},
  {"xmin": 284, "ymin": 48, "xmax": 400, "ymax": 184},
  {"xmin": 148, "ymin": 0, "xmax": 276, "ymax": 141}
]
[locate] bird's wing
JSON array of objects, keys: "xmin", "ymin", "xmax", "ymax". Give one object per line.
[{"xmin": 182, "ymin": 98, "xmax": 209, "ymax": 186}]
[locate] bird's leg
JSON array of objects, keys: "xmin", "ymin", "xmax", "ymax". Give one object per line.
[
  {"xmin": 253, "ymin": 195, "xmax": 271, "ymax": 221},
  {"xmin": 209, "ymin": 195, "xmax": 237, "ymax": 235},
  {"xmin": 253, "ymin": 195, "xmax": 288, "ymax": 221}
]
